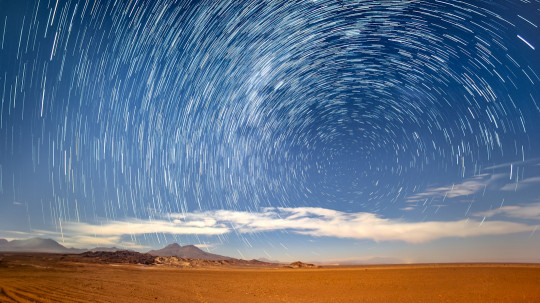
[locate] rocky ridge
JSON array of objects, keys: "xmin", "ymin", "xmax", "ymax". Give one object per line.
[{"xmin": 285, "ymin": 261, "xmax": 319, "ymax": 268}]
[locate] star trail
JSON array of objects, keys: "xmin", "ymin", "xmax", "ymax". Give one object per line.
[{"xmin": 0, "ymin": 0, "xmax": 539, "ymax": 261}]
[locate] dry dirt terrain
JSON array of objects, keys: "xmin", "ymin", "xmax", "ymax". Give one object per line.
[{"xmin": 0, "ymin": 253, "xmax": 539, "ymax": 302}]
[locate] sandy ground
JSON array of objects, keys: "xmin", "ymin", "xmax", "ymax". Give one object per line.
[{"xmin": 0, "ymin": 253, "xmax": 539, "ymax": 302}]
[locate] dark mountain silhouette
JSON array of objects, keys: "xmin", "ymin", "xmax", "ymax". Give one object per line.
[
  {"xmin": 147, "ymin": 243, "xmax": 231, "ymax": 260},
  {"xmin": 0, "ymin": 237, "xmax": 77, "ymax": 253},
  {"xmin": 0, "ymin": 238, "xmax": 140, "ymax": 254}
]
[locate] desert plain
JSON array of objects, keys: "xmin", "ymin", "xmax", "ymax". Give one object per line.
[{"xmin": 0, "ymin": 253, "xmax": 539, "ymax": 302}]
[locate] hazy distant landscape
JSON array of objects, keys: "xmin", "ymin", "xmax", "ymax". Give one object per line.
[
  {"xmin": 0, "ymin": 237, "xmax": 311, "ymax": 267},
  {"xmin": 1, "ymin": 251, "xmax": 539, "ymax": 302},
  {"xmin": 1, "ymin": 238, "xmax": 540, "ymax": 302}
]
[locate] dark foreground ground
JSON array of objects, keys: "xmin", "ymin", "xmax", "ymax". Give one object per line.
[{"xmin": 0, "ymin": 253, "xmax": 539, "ymax": 302}]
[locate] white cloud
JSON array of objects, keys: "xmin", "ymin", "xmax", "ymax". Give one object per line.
[
  {"xmin": 63, "ymin": 219, "xmax": 229, "ymax": 237},
  {"xmin": 56, "ymin": 207, "xmax": 535, "ymax": 245},
  {"xmin": 406, "ymin": 174, "xmax": 492, "ymax": 202},
  {"xmin": 406, "ymin": 173, "xmax": 514, "ymax": 203},
  {"xmin": 63, "ymin": 236, "xmax": 150, "ymax": 250},
  {"xmin": 482, "ymin": 158, "xmax": 540, "ymax": 170},
  {"xmin": 60, "ymin": 235, "xmax": 122, "ymax": 248},
  {"xmin": 474, "ymin": 203, "xmax": 540, "ymax": 220},
  {"xmin": 500, "ymin": 177, "xmax": 540, "ymax": 191},
  {"xmin": 214, "ymin": 207, "xmax": 532, "ymax": 243}
]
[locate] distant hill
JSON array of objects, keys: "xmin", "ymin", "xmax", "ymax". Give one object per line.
[
  {"xmin": 286, "ymin": 261, "xmax": 318, "ymax": 268},
  {"xmin": 86, "ymin": 247, "xmax": 124, "ymax": 252},
  {"xmin": 147, "ymin": 243, "xmax": 231, "ymax": 260},
  {"xmin": 0, "ymin": 239, "xmax": 286, "ymax": 267},
  {"xmin": 80, "ymin": 250, "xmax": 155, "ymax": 264},
  {"xmin": 0, "ymin": 237, "xmax": 125, "ymax": 254},
  {"xmin": 0, "ymin": 237, "xmax": 81, "ymax": 253},
  {"xmin": 256, "ymin": 257, "xmax": 282, "ymax": 264},
  {"xmin": 319, "ymin": 257, "xmax": 404, "ymax": 265}
]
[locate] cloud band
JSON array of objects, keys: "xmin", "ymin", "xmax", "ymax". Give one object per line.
[{"xmin": 56, "ymin": 207, "xmax": 534, "ymax": 246}]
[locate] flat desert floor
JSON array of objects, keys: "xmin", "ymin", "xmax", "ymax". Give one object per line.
[{"xmin": 1, "ymin": 254, "xmax": 539, "ymax": 302}]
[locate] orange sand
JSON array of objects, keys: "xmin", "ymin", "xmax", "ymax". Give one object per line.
[{"xmin": 1, "ymin": 253, "xmax": 539, "ymax": 302}]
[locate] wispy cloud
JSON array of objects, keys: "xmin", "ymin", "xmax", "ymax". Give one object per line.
[
  {"xmin": 406, "ymin": 174, "xmax": 495, "ymax": 203},
  {"xmin": 54, "ymin": 207, "xmax": 534, "ymax": 246},
  {"xmin": 407, "ymin": 157, "xmax": 540, "ymax": 203},
  {"xmin": 63, "ymin": 219, "xmax": 229, "ymax": 237},
  {"xmin": 474, "ymin": 202, "xmax": 540, "ymax": 220},
  {"xmin": 0, "ymin": 230, "xmax": 36, "ymax": 241},
  {"xmin": 482, "ymin": 158, "xmax": 540, "ymax": 170},
  {"xmin": 500, "ymin": 177, "xmax": 540, "ymax": 192},
  {"xmin": 68, "ymin": 235, "xmax": 121, "ymax": 246}
]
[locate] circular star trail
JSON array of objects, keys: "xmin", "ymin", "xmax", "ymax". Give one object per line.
[{"xmin": 0, "ymin": 0, "xmax": 538, "ymax": 229}]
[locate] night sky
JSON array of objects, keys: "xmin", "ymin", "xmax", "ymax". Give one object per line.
[{"xmin": 0, "ymin": 0, "xmax": 539, "ymax": 263}]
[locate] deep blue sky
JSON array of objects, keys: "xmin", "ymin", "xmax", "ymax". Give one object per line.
[{"xmin": 0, "ymin": 0, "xmax": 539, "ymax": 262}]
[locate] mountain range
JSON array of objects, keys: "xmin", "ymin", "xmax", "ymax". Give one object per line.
[
  {"xmin": 147, "ymin": 243, "xmax": 231, "ymax": 260},
  {"xmin": 0, "ymin": 238, "xmax": 84, "ymax": 253},
  {"xmin": 0, "ymin": 237, "xmax": 403, "ymax": 265},
  {"xmin": 0, "ymin": 238, "xmax": 231, "ymax": 260},
  {"xmin": 0, "ymin": 238, "xmax": 129, "ymax": 254}
]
